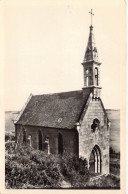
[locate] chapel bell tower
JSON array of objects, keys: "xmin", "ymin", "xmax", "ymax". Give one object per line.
[{"xmin": 82, "ymin": 10, "xmax": 101, "ymax": 98}]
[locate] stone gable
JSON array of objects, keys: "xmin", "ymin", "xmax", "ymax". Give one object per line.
[{"xmin": 79, "ymin": 97, "xmax": 109, "ymax": 174}]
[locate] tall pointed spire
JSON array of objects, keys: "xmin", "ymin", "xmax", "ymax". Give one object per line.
[{"xmin": 83, "ymin": 25, "xmax": 98, "ymax": 63}]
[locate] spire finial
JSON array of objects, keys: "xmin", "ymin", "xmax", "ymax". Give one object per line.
[{"xmin": 89, "ymin": 9, "xmax": 94, "ymax": 26}]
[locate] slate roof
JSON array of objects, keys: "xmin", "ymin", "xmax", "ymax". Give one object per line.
[{"xmin": 16, "ymin": 90, "xmax": 89, "ymax": 129}]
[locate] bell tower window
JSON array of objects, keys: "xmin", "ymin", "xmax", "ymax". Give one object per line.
[
  {"xmin": 86, "ymin": 77, "xmax": 89, "ymax": 86},
  {"xmin": 95, "ymin": 67, "xmax": 98, "ymax": 86},
  {"xmin": 89, "ymin": 76, "xmax": 92, "ymax": 85}
]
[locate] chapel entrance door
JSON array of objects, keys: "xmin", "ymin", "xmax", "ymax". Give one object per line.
[{"xmin": 89, "ymin": 145, "xmax": 101, "ymax": 174}]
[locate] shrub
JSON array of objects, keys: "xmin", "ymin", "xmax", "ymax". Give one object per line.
[
  {"xmin": 59, "ymin": 154, "xmax": 89, "ymax": 187},
  {"xmin": 5, "ymin": 145, "xmax": 62, "ymax": 188},
  {"xmin": 5, "ymin": 144, "xmax": 89, "ymax": 189}
]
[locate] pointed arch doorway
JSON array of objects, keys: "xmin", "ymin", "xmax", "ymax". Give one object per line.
[{"xmin": 89, "ymin": 145, "xmax": 101, "ymax": 174}]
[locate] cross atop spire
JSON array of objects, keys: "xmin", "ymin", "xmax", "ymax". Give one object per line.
[{"xmin": 89, "ymin": 9, "xmax": 94, "ymax": 26}]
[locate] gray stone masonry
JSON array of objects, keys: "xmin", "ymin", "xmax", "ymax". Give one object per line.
[{"xmin": 79, "ymin": 97, "xmax": 109, "ymax": 174}]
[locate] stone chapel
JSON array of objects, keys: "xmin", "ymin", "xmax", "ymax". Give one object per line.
[{"xmin": 14, "ymin": 19, "xmax": 110, "ymax": 175}]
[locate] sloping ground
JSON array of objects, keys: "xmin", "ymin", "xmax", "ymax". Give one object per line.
[
  {"xmin": 106, "ymin": 109, "xmax": 120, "ymax": 153},
  {"xmin": 60, "ymin": 174, "xmax": 120, "ymax": 189},
  {"xmin": 86, "ymin": 174, "xmax": 120, "ymax": 189}
]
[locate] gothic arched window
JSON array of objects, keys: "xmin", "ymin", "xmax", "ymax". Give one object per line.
[
  {"xmin": 23, "ymin": 129, "xmax": 26, "ymax": 145},
  {"xmin": 38, "ymin": 130, "xmax": 42, "ymax": 150},
  {"xmin": 58, "ymin": 133, "xmax": 63, "ymax": 156},
  {"xmin": 95, "ymin": 67, "xmax": 98, "ymax": 86}
]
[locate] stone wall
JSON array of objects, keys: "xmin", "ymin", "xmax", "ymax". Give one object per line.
[
  {"xmin": 79, "ymin": 97, "xmax": 109, "ymax": 174},
  {"xmin": 15, "ymin": 124, "xmax": 78, "ymax": 156}
]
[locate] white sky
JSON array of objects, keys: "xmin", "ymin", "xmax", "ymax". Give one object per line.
[{"xmin": 3, "ymin": 0, "xmax": 126, "ymax": 111}]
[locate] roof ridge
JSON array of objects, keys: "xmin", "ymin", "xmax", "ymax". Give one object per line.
[{"xmin": 33, "ymin": 90, "xmax": 82, "ymax": 97}]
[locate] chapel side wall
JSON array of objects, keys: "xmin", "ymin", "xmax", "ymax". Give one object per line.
[
  {"xmin": 79, "ymin": 99, "xmax": 109, "ymax": 174},
  {"xmin": 15, "ymin": 124, "xmax": 78, "ymax": 156}
]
